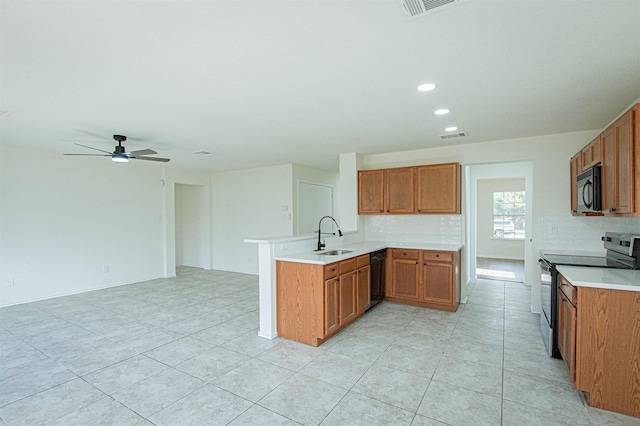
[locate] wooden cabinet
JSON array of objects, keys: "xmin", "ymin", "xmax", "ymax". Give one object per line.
[
  {"xmin": 571, "ymin": 103, "xmax": 639, "ymax": 217},
  {"xmin": 276, "ymin": 255, "xmax": 371, "ymax": 347},
  {"xmin": 416, "ymin": 163, "xmax": 461, "ymax": 214},
  {"xmin": 602, "ymin": 109, "xmax": 634, "ymax": 215},
  {"xmin": 358, "ymin": 163, "xmax": 461, "ymax": 215},
  {"xmin": 570, "ymin": 153, "xmax": 581, "ymax": 214},
  {"xmin": 388, "ymin": 249, "xmax": 421, "ymax": 300},
  {"xmin": 358, "ymin": 170, "xmax": 385, "ymax": 214},
  {"xmin": 386, "ymin": 167, "xmax": 415, "ymax": 213},
  {"xmin": 556, "ymin": 273, "xmax": 577, "ymax": 382},
  {"xmin": 580, "ymin": 136, "xmax": 602, "ymax": 172},
  {"xmin": 324, "ymin": 275, "xmax": 339, "ymax": 335},
  {"xmin": 358, "ymin": 168, "xmax": 414, "ymax": 214},
  {"xmin": 386, "ymin": 248, "xmax": 460, "ymax": 312},
  {"xmin": 576, "ymin": 286, "xmax": 640, "ymax": 418},
  {"xmin": 422, "ymin": 251, "xmax": 455, "ymax": 306},
  {"xmin": 356, "ymin": 255, "xmax": 371, "ymax": 315},
  {"xmin": 337, "ymin": 258, "xmax": 357, "ymax": 327},
  {"xmin": 553, "ymin": 273, "xmax": 640, "ymax": 417}
]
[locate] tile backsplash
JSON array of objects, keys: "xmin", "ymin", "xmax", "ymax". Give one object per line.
[
  {"xmin": 365, "ymin": 215, "xmax": 463, "ymax": 245},
  {"xmin": 540, "ymin": 215, "xmax": 640, "ymax": 253}
]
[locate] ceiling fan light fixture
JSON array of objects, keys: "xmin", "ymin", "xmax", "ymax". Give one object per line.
[{"xmin": 111, "ymin": 153, "xmax": 129, "ymax": 163}]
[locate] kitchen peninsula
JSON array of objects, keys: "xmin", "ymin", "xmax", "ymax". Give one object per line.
[{"xmin": 274, "ymin": 241, "xmax": 462, "ymax": 346}]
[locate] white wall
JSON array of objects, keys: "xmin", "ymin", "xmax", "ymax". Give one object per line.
[
  {"xmin": 211, "ymin": 164, "xmax": 293, "ymax": 275},
  {"xmin": 476, "ymin": 178, "xmax": 525, "ymax": 260},
  {"xmin": 0, "ymin": 145, "xmax": 166, "ymax": 307}
]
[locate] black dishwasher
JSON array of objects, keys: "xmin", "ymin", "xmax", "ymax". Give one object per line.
[{"xmin": 368, "ymin": 249, "xmax": 386, "ymax": 311}]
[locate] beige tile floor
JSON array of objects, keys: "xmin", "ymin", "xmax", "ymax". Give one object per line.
[{"xmin": 1, "ymin": 267, "xmax": 639, "ymax": 425}]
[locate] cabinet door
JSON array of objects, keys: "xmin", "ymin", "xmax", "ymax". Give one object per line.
[
  {"xmin": 356, "ymin": 265, "xmax": 371, "ymax": 315},
  {"xmin": 580, "ymin": 136, "xmax": 602, "ymax": 171},
  {"xmin": 358, "ymin": 170, "xmax": 385, "ymax": 214},
  {"xmin": 422, "ymin": 260, "xmax": 454, "ymax": 306},
  {"xmin": 557, "ymin": 288, "xmax": 576, "ymax": 382},
  {"xmin": 416, "ymin": 163, "xmax": 461, "ymax": 214},
  {"xmin": 570, "ymin": 154, "xmax": 581, "ymax": 214},
  {"xmin": 324, "ymin": 277, "xmax": 339, "ymax": 336},
  {"xmin": 602, "ymin": 110, "xmax": 634, "ymax": 215},
  {"xmin": 386, "ymin": 167, "xmax": 415, "ymax": 213},
  {"xmin": 389, "ymin": 258, "xmax": 420, "ymax": 300},
  {"xmin": 339, "ymin": 270, "xmax": 357, "ymax": 326}
]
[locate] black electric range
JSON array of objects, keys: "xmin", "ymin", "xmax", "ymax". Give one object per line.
[{"xmin": 539, "ymin": 232, "xmax": 639, "ymax": 358}]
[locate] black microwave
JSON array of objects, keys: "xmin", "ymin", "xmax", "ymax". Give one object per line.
[{"xmin": 576, "ymin": 165, "xmax": 602, "ymax": 213}]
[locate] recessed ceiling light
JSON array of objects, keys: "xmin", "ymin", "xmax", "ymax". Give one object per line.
[
  {"xmin": 194, "ymin": 151, "xmax": 211, "ymax": 155},
  {"xmin": 417, "ymin": 83, "xmax": 436, "ymax": 92},
  {"xmin": 434, "ymin": 109, "xmax": 450, "ymax": 115},
  {"xmin": 445, "ymin": 126, "xmax": 458, "ymax": 132}
]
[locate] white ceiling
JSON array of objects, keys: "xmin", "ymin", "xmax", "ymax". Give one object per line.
[{"xmin": 2, "ymin": 0, "xmax": 639, "ymax": 172}]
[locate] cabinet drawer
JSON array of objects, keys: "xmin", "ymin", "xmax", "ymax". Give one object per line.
[
  {"xmin": 324, "ymin": 263, "xmax": 339, "ymax": 279},
  {"xmin": 423, "ymin": 251, "xmax": 453, "ymax": 263},
  {"xmin": 558, "ymin": 274, "xmax": 576, "ymax": 305},
  {"xmin": 340, "ymin": 258, "xmax": 357, "ymax": 274},
  {"xmin": 356, "ymin": 254, "xmax": 370, "ymax": 269},
  {"xmin": 391, "ymin": 249, "xmax": 420, "ymax": 260}
]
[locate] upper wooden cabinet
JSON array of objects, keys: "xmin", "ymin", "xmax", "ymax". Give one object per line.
[
  {"xmin": 416, "ymin": 163, "xmax": 461, "ymax": 214},
  {"xmin": 580, "ymin": 136, "xmax": 602, "ymax": 172},
  {"xmin": 602, "ymin": 108, "xmax": 634, "ymax": 215},
  {"xmin": 571, "ymin": 103, "xmax": 639, "ymax": 217},
  {"xmin": 358, "ymin": 168, "xmax": 414, "ymax": 214},
  {"xmin": 358, "ymin": 162, "xmax": 461, "ymax": 215},
  {"xmin": 386, "ymin": 167, "xmax": 415, "ymax": 213},
  {"xmin": 358, "ymin": 170, "xmax": 385, "ymax": 214}
]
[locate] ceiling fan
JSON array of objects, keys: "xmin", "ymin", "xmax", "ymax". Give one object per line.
[{"xmin": 64, "ymin": 134, "xmax": 170, "ymax": 163}]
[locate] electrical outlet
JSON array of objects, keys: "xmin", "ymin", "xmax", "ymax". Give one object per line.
[
  {"xmin": 8, "ymin": 278, "xmax": 15, "ymax": 287},
  {"xmin": 103, "ymin": 265, "xmax": 110, "ymax": 273},
  {"xmin": 551, "ymin": 225, "xmax": 558, "ymax": 235}
]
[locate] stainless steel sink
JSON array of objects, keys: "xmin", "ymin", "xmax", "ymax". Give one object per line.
[{"xmin": 318, "ymin": 250, "xmax": 353, "ymax": 256}]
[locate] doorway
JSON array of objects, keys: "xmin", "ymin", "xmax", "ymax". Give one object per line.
[
  {"xmin": 175, "ymin": 183, "xmax": 206, "ymax": 268},
  {"xmin": 475, "ymin": 178, "xmax": 526, "ymax": 283},
  {"xmin": 464, "ymin": 162, "xmax": 533, "ymax": 302},
  {"xmin": 296, "ymin": 181, "xmax": 334, "ymax": 236}
]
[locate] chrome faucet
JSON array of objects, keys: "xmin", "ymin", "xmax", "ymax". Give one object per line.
[{"xmin": 315, "ymin": 216, "xmax": 343, "ymax": 251}]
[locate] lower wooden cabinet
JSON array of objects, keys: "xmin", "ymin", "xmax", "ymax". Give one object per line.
[
  {"xmin": 385, "ymin": 248, "xmax": 460, "ymax": 312},
  {"xmin": 276, "ymin": 254, "xmax": 370, "ymax": 347},
  {"xmin": 556, "ymin": 273, "xmax": 640, "ymax": 418},
  {"xmin": 388, "ymin": 249, "xmax": 420, "ymax": 300},
  {"xmin": 356, "ymin": 255, "xmax": 371, "ymax": 315},
  {"xmin": 556, "ymin": 273, "xmax": 576, "ymax": 382},
  {"xmin": 337, "ymin": 258, "xmax": 357, "ymax": 327}
]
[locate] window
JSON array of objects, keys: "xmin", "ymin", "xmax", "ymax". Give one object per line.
[{"xmin": 493, "ymin": 191, "xmax": 525, "ymax": 239}]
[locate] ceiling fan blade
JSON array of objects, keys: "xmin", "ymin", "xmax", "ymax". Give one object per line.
[
  {"xmin": 128, "ymin": 149, "xmax": 157, "ymax": 156},
  {"xmin": 74, "ymin": 143, "xmax": 112, "ymax": 154},
  {"xmin": 131, "ymin": 156, "xmax": 170, "ymax": 163},
  {"xmin": 63, "ymin": 153, "xmax": 110, "ymax": 157}
]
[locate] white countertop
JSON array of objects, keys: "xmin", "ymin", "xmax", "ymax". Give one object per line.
[
  {"xmin": 556, "ymin": 265, "xmax": 640, "ymax": 292},
  {"xmin": 275, "ymin": 240, "xmax": 464, "ymax": 265}
]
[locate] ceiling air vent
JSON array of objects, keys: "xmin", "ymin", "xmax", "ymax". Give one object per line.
[
  {"xmin": 401, "ymin": 0, "xmax": 468, "ymax": 19},
  {"xmin": 439, "ymin": 131, "xmax": 468, "ymax": 140}
]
